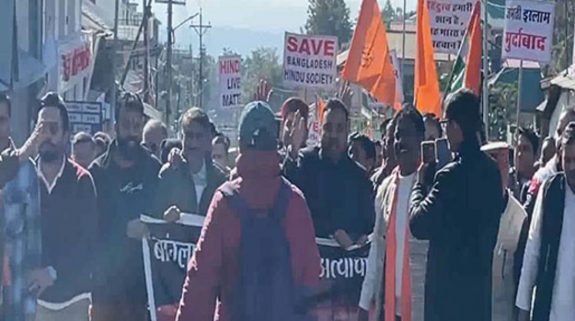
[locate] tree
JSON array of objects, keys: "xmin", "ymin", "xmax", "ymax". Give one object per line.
[
  {"xmin": 381, "ymin": 0, "xmax": 396, "ymax": 27},
  {"xmin": 550, "ymin": 0, "xmax": 575, "ymax": 73},
  {"xmin": 488, "ymin": 83, "xmax": 518, "ymax": 141},
  {"xmin": 304, "ymin": 0, "xmax": 353, "ymax": 46},
  {"xmin": 242, "ymin": 47, "xmax": 283, "ymax": 102}
]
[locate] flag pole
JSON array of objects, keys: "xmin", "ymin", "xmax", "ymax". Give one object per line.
[
  {"xmin": 482, "ymin": 0, "xmax": 489, "ymax": 137},
  {"xmin": 401, "ymin": 0, "xmax": 407, "ymax": 85},
  {"xmin": 516, "ymin": 60, "xmax": 524, "ymax": 128}
]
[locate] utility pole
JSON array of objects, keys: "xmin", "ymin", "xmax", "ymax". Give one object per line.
[
  {"xmin": 191, "ymin": 7, "xmax": 211, "ymax": 110},
  {"xmin": 143, "ymin": 0, "xmax": 150, "ymax": 103},
  {"xmin": 111, "ymin": 0, "xmax": 121, "ymax": 124},
  {"xmin": 166, "ymin": 0, "xmax": 173, "ymax": 126}
]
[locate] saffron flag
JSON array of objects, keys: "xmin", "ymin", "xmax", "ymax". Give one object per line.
[
  {"xmin": 318, "ymin": 96, "xmax": 326, "ymax": 123},
  {"xmin": 414, "ymin": 0, "xmax": 442, "ymax": 116},
  {"xmin": 445, "ymin": 0, "xmax": 481, "ymax": 97},
  {"xmin": 389, "ymin": 50, "xmax": 405, "ymax": 110},
  {"xmin": 342, "ymin": 0, "xmax": 396, "ymax": 106}
]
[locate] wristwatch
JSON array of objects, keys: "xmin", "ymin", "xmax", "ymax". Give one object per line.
[{"xmin": 47, "ymin": 266, "xmax": 57, "ymax": 281}]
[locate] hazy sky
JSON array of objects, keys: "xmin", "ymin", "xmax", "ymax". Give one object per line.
[{"xmin": 153, "ymin": 0, "xmax": 418, "ymax": 33}]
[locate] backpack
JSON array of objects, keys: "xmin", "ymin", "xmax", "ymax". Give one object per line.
[{"xmin": 219, "ymin": 178, "xmax": 311, "ymax": 321}]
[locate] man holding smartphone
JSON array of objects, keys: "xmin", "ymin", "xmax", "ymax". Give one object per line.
[{"xmin": 409, "ymin": 90, "xmax": 505, "ymax": 321}]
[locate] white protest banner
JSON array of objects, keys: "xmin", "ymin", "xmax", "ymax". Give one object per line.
[
  {"xmin": 428, "ymin": 0, "xmax": 475, "ymax": 54},
  {"xmin": 502, "ymin": 0, "xmax": 554, "ymax": 63},
  {"xmin": 283, "ymin": 32, "xmax": 338, "ymax": 90},
  {"xmin": 218, "ymin": 56, "xmax": 242, "ymax": 109}
]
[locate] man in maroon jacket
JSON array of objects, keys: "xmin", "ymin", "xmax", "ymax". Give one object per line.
[{"xmin": 175, "ymin": 101, "xmax": 321, "ymax": 321}]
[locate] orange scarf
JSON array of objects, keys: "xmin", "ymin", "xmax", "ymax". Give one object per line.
[{"xmin": 382, "ymin": 168, "xmax": 412, "ymax": 321}]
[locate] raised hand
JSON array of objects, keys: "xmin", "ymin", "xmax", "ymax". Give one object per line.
[
  {"xmin": 337, "ymin": 81, "xmax": 353, "ymax": 108},
  {"xmin": 288, "ymin": 110, "xmax": 307, "ymax": 159},
  {"xmin": 253, "ymin": 80, "xmax": 273, "ymax": 102},
  {"xmin": 18, "ymin": 121, "xmax": 51, "ymax": 161}
]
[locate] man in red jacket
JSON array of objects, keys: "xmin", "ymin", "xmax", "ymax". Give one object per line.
[{"xmin": 175, "ymin": 101, "xmax": 321, "ymax": 321}]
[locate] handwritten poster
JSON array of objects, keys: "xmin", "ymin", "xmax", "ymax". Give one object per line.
[
  {"xmin": 502, "ymin": 0, "xmax": 555, "ymax": 63},
  {"xmin": 428, "ymin": 0, "xmax": 475, "ymax": 54},
  {"xmin": 218, "ymin": 56, "xmax": 242, "ymax": 109}
]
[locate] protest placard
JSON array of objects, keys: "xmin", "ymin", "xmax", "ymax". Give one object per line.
[
  {"xmin": 219, "ymin": 56, "xmax": 242, "ymax": 109},
  {"xmin": 283, "ymin": 32, "xmax": 338, "ymax": 90},
  {"xmin": 502, "ymin": 0, "xmax": 555, "ymax": 63},
  {"xmin": 142, "ymin": 214, "xmax": 204, "ymax": 321},
  {"xmin": 427, "ymin": 0, "xmax": 475, "ymax": 54},
  {"xmin": 312, "ymin": 237, "xmax": 370, "ymax": 321}
]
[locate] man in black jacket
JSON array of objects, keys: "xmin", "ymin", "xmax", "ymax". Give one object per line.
[
  {"xmin": 409, "ymin": 90, "xmax": 504, "ymax": 321},
  {"xmin": 283, "ymin": 98, "xmax": 374, "ymax": 249},
  {"xmin": 89, "ymin": 93, "xmax": 161, "ymax": 321}
]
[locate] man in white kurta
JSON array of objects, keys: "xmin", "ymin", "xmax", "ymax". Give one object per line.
[
  {"xmin": 516, "ymin": 122, "xmax": 575, "ymax": 321},
  {"xmin": 358, "ymin": 108, "xmax": 428, "ymax": 321}
]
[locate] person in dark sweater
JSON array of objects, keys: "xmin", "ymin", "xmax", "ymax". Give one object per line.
[
  {"xmin": 283, "ymin": 98, "xmax": 374, "ymax": 248},
  {"xmin": 89, "ymin": 93, "xmax": 161, "ymax": 321},
  {"xmin": 29, "ymin": 93, "xmax": 98, "ymax": 321},
  {"xmin": 409, "ymin": 90, "xmax": 505, "ymax": 321}
]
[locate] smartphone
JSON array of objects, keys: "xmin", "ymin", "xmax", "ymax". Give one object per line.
[
  {"xmin": 421, "ymin": 141, "xmax": 436, "ymax": 164},
  {"xmin": 435, "ymin": 138, "xmax": 451, "ymax": 169}
]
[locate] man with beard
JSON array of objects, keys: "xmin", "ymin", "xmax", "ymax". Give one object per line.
[
  {"xmin": 283, "ymin": 98, "xmax": 374, "ymax": 249},
  {"xmin": 0, "ymin": 94, "xmax": 50, "ymax": 321},
  {"xmin": 516, "ymin": 122, "xmax": 575, "ymax": 321},
  {"xmin": 359, "ymin": 108, "xmax": 428, "ymax": 321},
  {"xmin": 31, "ymin": 93, "xmax": 98, "ymax": 321},
  {"xmin": 89, "ymin": 92, "xmax": 161, "ymax": 321},
  {"xmin": 154, "ymin": 107, "xmax": 227, "ymax": 221},
  {"xmin": 409, "ymin": 90, "xmax": 504, "ymax": 321}
]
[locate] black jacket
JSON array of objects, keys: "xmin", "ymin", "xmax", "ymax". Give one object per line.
[
  {"xmin": 409, "ymin": 141, "xmax": 505, "ymax": 321},
  {"xmin": 282, "ymin": 146, "xmax": 374, "ymax": 239},
  {"xmin": 89, "ymin": 141, "xmax": 161, "ymax": 304}
]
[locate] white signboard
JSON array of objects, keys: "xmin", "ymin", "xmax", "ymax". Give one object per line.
[
  {"xmin": 218, "ymin": 56, "xmax": 242, "ymax": 109},
  {"xmin": 283, "ymin": 32, "xmax": 338, "ymax": 90},
  {"xmin": 502, "ymin": 0, "xmax": 555, "ymax": 63},
  {"xmin": 428, "ymin": 0, "xmax": 475, "ymax": 54},
  {"xmin": 65, "ymin": 101, "xmax": 103, "ymax": 135},
  {"xmin": 58, "ymin": 33, "xmax": 94, "ymax": 94}
]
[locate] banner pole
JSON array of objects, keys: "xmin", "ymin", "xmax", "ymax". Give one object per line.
[
  {"xmin": 516, "ymin": 60, "xmax": 524, "ymax": 128},
  {"xmin": 482, "ymin": 0, "xmax": 489, "ymax": 137}
]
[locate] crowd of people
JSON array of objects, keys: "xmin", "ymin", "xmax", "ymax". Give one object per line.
[{"xmin": 0, "ymin": 85, "xmax": 573, "ymax": 321}]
